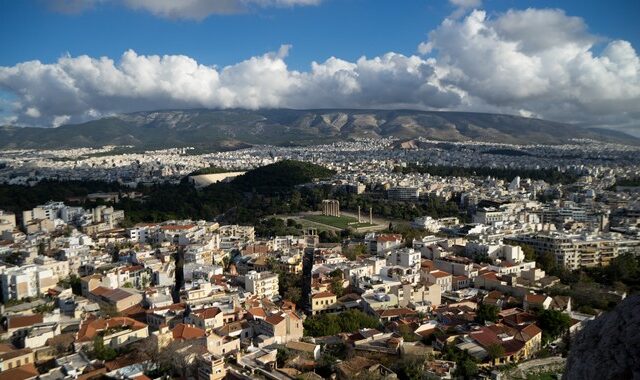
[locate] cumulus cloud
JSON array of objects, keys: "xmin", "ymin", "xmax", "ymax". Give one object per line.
[
  {"xmin": 2, "ymin": 6, "xmax": 639, "ymax": 133},
  {"xmin": 420, "ymin": 8, "xmax": 640, "ymax": 128},
  {"xmin": 47, "ymin": 0, "xmax": 322, "ymax": 19},
  {"xmin": 0, "ymin": 47, "xmax": 460, "ymax": 127}
]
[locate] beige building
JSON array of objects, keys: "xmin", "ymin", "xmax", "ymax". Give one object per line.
[
  {"xmin": 311, "ymin": 291, "xmax": 338, "ymax": 315},
  {"xmin": 88, "ymin": 286, "xmax": 143, "ymax": 314},
  {"xmin": 0, "ymin": 344, "xmax": 34, "ymax": 372},
  {"xmin": 188, "ymin": 307, "xmax": 224, "ymax": 331},
  {"xmin": 207, "ymin": 333, "xmax": 240, "ymax": 356},
  {"xmin": 198, "ymin": 353, "xmax": 227, "ymax": 380},
  {"xmin": 254, "ymin": 311, "xmax": 303, "ymax": 344},
  {"xmin": 245, "ymin": 271, "xmax": 279, "ymax": 299},
  {"xmin": 426, "ymin": 270, "xmax": 453, "ymax": 292}
]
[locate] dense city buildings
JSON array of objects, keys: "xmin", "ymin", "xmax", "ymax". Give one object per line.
[{"xmin": 0, "ymin": 137, "xmax": 638, "ymax": 380}]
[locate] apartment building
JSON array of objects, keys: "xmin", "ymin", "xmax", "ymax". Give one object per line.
[
  {"xmin": 0, "ymin": 264, "xmax": 57, "ymax": 301},
  {"xmin": 244, "ymin": 271, "xmax": 279, "ymax": 299},
  {"xmin": 505, "ymin": 232, "xmax": 640, "ymax": 269}
]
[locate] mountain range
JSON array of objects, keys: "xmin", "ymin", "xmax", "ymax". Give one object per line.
[{"xmin": 1, "ymin": 109, "xmax": 637, "ymax": 150}]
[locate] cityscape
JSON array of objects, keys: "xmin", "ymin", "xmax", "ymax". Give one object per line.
[{"xmin": 1, "ymin": 1, "xmax": 639, "ymax": 380}]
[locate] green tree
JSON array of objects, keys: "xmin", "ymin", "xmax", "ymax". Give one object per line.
[
  {"xmin": 329, "ymin": 269, "xmax": 345, "ymax": 297},
  {"xmin": 284, "ymin": 287, "xmax": 302, "ymax": 305},
  {"xmin": 476, "ymin": 303, "xmax": 500, "ymax": 324},
  {"xmin": 605, "ymin": 253, "xmax": 639, "ymax": 283},
  {"xmin": 537, "ymin": 309, "xmax": 571, "ymax": 343},
  {"xmin": 392, "ymin": 356, "xmax": 425, "ymax": 380},
  {"xmin": 93, "ymin": 336, "xmax": 117, "ymax": 361},
  {"xmin": 537, "ymin": 251, "xmax": 558, "ymax": 273},
  {"xmin": 455, "ymin": 358, "xmax": 478, "ymax": 379}
]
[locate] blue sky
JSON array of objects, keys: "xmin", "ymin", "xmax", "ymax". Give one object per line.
[
  {"xmin": 0, "ymin": 0, "xmax": 639, "ymax": 133},
  {"xmin": 1, "ymin": 0, "xmax": 637, "ymax": 70}
]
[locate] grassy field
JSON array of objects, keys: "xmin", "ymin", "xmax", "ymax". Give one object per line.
[{"xmin": 303, "ymin": 214, "xmax": 374, "ymax": 229}]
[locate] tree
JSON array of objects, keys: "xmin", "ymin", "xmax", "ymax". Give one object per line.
[
  {"xmin": 392, "ymin": 356, "xmax": 426, "ymax": 380},
  {"xmin": 329, "ymin": 269, "xmax": 345, "ymax": 297},
  {"xmin": 455, "ymin": 358, "xmax": 478, "ymax": 379},
  {"xmin": 537, "ymin": 309, "xmax": 571, "ymax": 343},
  {"xmin": 476, "ymin": 303, "xmax": 500, "ymax": 324},
  {"xmin": 276, "ymin": 347, "xmax": 291, "ymax": 368},
  {"xmin": 520, "ymin": 245, "xmax": 536, "ymax": 262},
  {"xmin": 606, "ymin": 253, "xmax": 639, "ymax": 284},
  {"xmin": 284, "ymin": 287, "xmax": 302, "ymax": 305},
  {"xmin": 92, "ymin": 336, "xmax": 117, "ymax": 361},
  {"xmin": 537, "ymin": 251, "xmax": 558, "ymax": 273}
]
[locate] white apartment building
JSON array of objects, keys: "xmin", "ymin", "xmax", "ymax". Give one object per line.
[
  {"xmin": 386, "ymin": 248, "xmax": 421, "ymax": 271},
  {"xmin": 245, "ymin": 271, "xmax": 279, "ymax": 299},
  {"xmin": 0, "ymin": 264, "xmax": 57, "ymax": 301},
  {"xmin": 505, "ymin": 232, "xmax": 640, "ymax": 270}
]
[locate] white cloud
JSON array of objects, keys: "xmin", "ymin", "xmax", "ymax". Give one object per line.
[
  {"xmin": 52, "ymin": 115, "xmax": 71, "ymax": 128},
  {"xmin": 0, "ymin": 47, "xmax": 460, "ymax": 127},
  {"xmin": 25, "ymin": 107, "xmax": 41, "ymax": 118},
  {"xmin": 2, "ymin": 6, "xmax": 639, "ymax": 134},
  {"xmin": 420, "ymin": 8, "xmax": 640, "ymax": 128}
]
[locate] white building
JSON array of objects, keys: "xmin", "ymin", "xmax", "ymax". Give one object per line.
[{"xmin": 245, "ymin": 271, "xmax": 279, "ymax": 299}]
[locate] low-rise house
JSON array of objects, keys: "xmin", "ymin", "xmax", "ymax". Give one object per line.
[
  {"xmin": 254, "ymin": 311, "xmax": 303, "ymax": 344},
  {"xmin": 75, "ymin": 316, "xmax": 149, "ymax": 350},
  {"xmin": 187, "ymin": 307, "xmax": 224, "ymax": 331},
  {"xmin": 310, "ymin": 291, "xmax": 338, "ymax": 315},
  {"xmin": 88, "ymin": 286, "xmax": 143, "ymax": 314},
  {"xmin": 206, "ymin": 333, "xmax": 240, "ymax": 356},
  {"xmin": 0, "ymin": 344, "xmax": 35, "ymax": 371},
  {"xmin": 523, "ymin": 294, "xmax": 552, "ymax": 311},
  {"xmin": 172, "ymin": 323, "xmax": 206, "ymax": 342},
  {"xmin": 197, "ymin": 353, "xmax": 227, "ymax": 380},
  {"xmin": 285, "ymin": 341, "xmax": 321, "ymax": 360},
  {"xmin": 426, "ymin": 270, "xmax": 453, "ymax": 292}
]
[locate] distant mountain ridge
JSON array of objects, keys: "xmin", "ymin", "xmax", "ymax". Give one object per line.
[{"xmin": 1, "ymin": 108, "xmax": 637, "ymax": 149}]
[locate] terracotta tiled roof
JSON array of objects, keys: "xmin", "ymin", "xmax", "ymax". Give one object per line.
[
  {"xmin": 311, "ymin": 291, "xmax": 336, "ymax": 299},
  {"xmin": 193, "ymin": 307, "xmax": 222, "ymax": 320},
  {"xmin": 76, "ymin": 316, "xmax": 147, "ymax": 342},
  {"xmin": 171, "ymin": 323, "xmax": 206, "ymax": 341},
  {"xmin": 429, "ymin": 270, "xmax": 452, "ymax": 279},
  {"xmin": 265, "ymin": 314, "xmax": 285, "ymax": 326},
  {"xmin": 376, "ymin": 234, "xmax": 402, "ymax": 242},
  {"xmin": 0, "ymin": 346, "xmax": 32, "ymax": 361},
  {"xmin": 524, "ymin": 294, "xmax": 548, "ymax": 304},
  {"xmin": 247, "ymin": 307, "xmax": 267, "ymax": 319},
  {"xmin": 517, "ymin": 324, "xmax": 542, "ymax": 342},
  {"xmin": 0, "ymin": 363, "xmax": 39, "ymax": 380},
  {"xmin": 6, "ymin": 314, "xmax": 43, "ymax": 330}
]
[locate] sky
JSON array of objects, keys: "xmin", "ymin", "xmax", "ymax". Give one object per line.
[{"xmin": 0, "ymin": 0, "xmax": 639, "ymax": 135}]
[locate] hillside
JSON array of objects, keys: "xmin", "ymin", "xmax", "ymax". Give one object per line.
[
  {"xmin": 230, "ymin": 160, "xmax": 335, "ymax": 193},
  {"xmin": 1, "ymin": 109, "xmax": 638, "ymax": 149}
]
